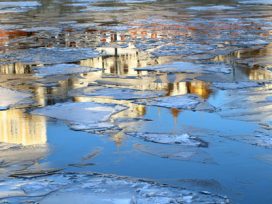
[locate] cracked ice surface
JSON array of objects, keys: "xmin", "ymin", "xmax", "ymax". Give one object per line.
[
  {"xmin": 0, "ymin": 47, "xmax": 100, "ymax": 65},
  {"xmin": 69, "ymin": 86, "xmax": 166, "ymax": 100},
  {"xmin": 0, "ymin": 143, "xmax": 48, "ymax": 177},
  {"xmin": 31, "ymin": 102, "xmax": 127, "ymax": 131},
  {"xmin": 139, "ymin": 94, "xmax": 216, "ymax": 112},
  {"xmin": 0, "ymin": 173, "xmax": 229, "ymax": 204},
  {"xmin": 212, "ymin": 81, "xmax": 262, "ymax": 90},
  {"xmin": 35, "ymin": 64, "xmax": 100, "ymax": 77},
  {"xmin": 0, "ymin": 87, "xmax": 32, "ymax": 110},
  {"xmin": 126, "ymin": 132, "xmax": 208, "ymax": 147},
  {"xmin": 135, "ymin": 62, "xmax": 232, "ymax": 74},
  {"xmin": 215, "ymin": 87, "xmax": 272, "ymax": 122},
  {"xmin": 238, "ymin": 0, "xmax": 272, "ymax": 4},
  {"xmin": 187, "ymin": 5, "xmax": 237, "ymax": 11}
]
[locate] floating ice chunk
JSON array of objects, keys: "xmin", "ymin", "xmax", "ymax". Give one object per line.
[
  {"xmin": 238, "ymin": 0, "xmax": 272, "ymax": 4},
  {"xmin": 126, "ymin": 132, "xmax": 208, "ymax": 147},
  {"xmin": 0, "ymin": 143, "xmax": 48, "ymax": 177},
  {"xmin": 135, "ymin": 62, "xmax": 232, "ymax": 74},
  {"xmin": 187, "ymin": 5, "xmax": 236, "ymax": 11},
  {"xmin": 212, "ymin": 81, "xmax": 261, "ymax": 90},
  {"xmin": 31, "ymin": 102, "xmax": 127, "ymax": 131},
  {"xmin": 216, "ymin": 87, "xmax": 272, "ymax": 122},
  {"xmin": 69, "ymin": 86, "xmax": 166, "ymax": 100},
  {"xmin": 0, "ymin": 87, "xmax": 31, "ymax": 110},
  {"xmin": 0, "ymin": 47, "xmax": 99, "ymax": 65},
  {"xmin": 35, "ymin": 64, "xmax": 100, "ymax": 77},
  {"xmin": 138, "ymin": 94, "xmax": 216, "ymax": 112},
  {"xmin": 134, "ymin": 143, "xmax": 214, "ymax": 163},
  {"xmin": 81, "ymin": 6, "xmax": 129, "ymax": 12},
  {"xmin": 0, "ymin": 173, "xmax": 229, "ymax": 203}
]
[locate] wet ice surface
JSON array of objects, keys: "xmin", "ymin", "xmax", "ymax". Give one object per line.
[
  {"xmin": 32, "ymin": 102, "xmax": 127, "ymax": 132},
  {"xmin": 69, "ymin": 86, "xmax": 166, "ymax": 100},
  {"xmin": 0, "ymin": 87, "xmax": 31, "ymax": 110},
  {"xmin": 139, "ymin": 94, "xmax": 216, "ymax": 112},
  {"xmin": 35, "ymin": 64, "xmax": 100, "ymax": 77},
  {"xmin": 1, "ymin": 0, "xmax": 272, "ymax": 203},
  {"xmin": 213, "ymin": 86, "xmax": 272, "ymax": 122},
  {"xmin": 0, "ymin": 143, "xmax": 48, "ymax": 177},
  {"xmin": 126, "ymin": 132, "xmax": 208, "ymax": 147},
  {"xmin": 187, "ymin": 5, "xmax": 237, "ymax": 11},
  {"xmin": 0, "ymin": 48, "xmax": 99, "ymax": 65},
  {"xmin": 0, "ymin": 173, "xmax": 229, "ymax": 204},
  {"xmin": 212, "ymin": 81, "xmax": 262, "ymax": 90},
  {"xmin": 238, "ymin": 0, "xmax": 272, "ymax": 4},
  {"xmin": 136, "ymin": 62, "xmax": 232, "ymax": 74}
]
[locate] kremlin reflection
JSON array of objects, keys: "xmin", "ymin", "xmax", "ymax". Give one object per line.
[
  {"xmin": 0, "ymin": 29, "xmax": 221, "ymax": 147},
  {"xmin": 0, "ymin": 109, "xmax": 47, "ymax": 146},
  {"xmin": 214, "ymin": 43, "xmax": 272, "ymax": 81}
]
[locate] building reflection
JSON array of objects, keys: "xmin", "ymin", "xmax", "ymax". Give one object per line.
[
  {"xmin": 0, "ymin": 63, "xmax": 33, "ymax": 74},
  {"xmin": 0, "ymin": 29, "xmax": 33, "ymax": 48},
  {"xmin": 0, "ymin": 109, "xmax": 47, "ymax": 146},
  {"xmin": 214, "ymin": 43, "xmax": 272, "ymax": 81}
]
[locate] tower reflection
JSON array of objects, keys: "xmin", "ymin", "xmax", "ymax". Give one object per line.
[{"xmin": 0, "ymin": 109, "xmax": 47, "ymax": 146}]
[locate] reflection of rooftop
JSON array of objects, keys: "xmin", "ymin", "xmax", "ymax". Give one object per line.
[
  {"xmin": 0, "ymin": 29, "xmax": 33, "ymax": 47},
  {"xmin": 80, "ymin": 46, "xmax": 169, "ymax": 76},
  {"xmin": 214, "ymin": 43, "xmax": 272, "ymax": 81},
  {"xmin": 0, "ymin": 109, "xmax": 47, "ymax": 146}
]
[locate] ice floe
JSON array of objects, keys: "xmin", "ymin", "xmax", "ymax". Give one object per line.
[
  {"xmin": 31, "ymin": 102, "xmax": 127, "ymax": 132},
  {"xmin": 69, "ymin": 86, "xmax": 166, "ymax": 100},
  {"xmin": 212, "ymin": 81, "xmax": 262, "ymax": 90},
  {"xmin": 138, "ymin": 94, "xmax": 216, "ymax": 112},
  {"xmin": 0, "ymin": 87, "xmax": 32, "ymax": 110},
  {"xmin": 0, "ymin": 172, "xmax": 229, "ymax": 203},
  {"xmin": 35, "ymin": 64, "xmax": 100, "ymax": 77},
  {"xmin": 238, "ymin": 0, "xmax": 272, "ymax": 4},
  {"xmin": 126, "ymin": 132, "xmax": 208, "ymax": 147},
  {"xmin": 215, "ymin": 86, "xmax": 272, "ymax": 122},
  {"xmin": 135, "ymin": 62, "xmax": 232, "ymax": 74},
  {"xmin": 187, "ymin": 5, "xmax": 236, "ymax": 11},
  {"xmin": 0, "ymin": 47, "xmax": 100, "ymax": 65},
  {"xmin": 0, "ymin": 143, "xmax": 48, "ymax": 177}
]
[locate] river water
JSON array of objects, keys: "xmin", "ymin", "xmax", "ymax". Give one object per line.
[{"xmin": 0, "ymin": 0, "xmax": 272, "ymax": 203}]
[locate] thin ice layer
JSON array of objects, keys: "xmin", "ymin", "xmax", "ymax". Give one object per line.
[
  {"xmin": 0, "ymin": 173, "xmax": 229, "ymax": 203},
  {"xmin": 35, "ymin": 64, "xmax": 100, "ymax": 77},
  {"xmin": 216, "ymin": 86, "xmax": 272, "ymax": 122},
  {"xmin": 31, "ymin": 102, "xmax": 127, "ymax": 131},
  {"xmin": 212, "ymin": 81, "xmax": 262, "ymax": 90},
  {"xmin": 126, "ymin": 132, "xmax": 208, "ymax": 147},
  {"xmin": 187, "ymin": 5, "xmax": 236, "ymax": 11},
  {"xmin": 0, "ymin": 87, "xmax": 31, "ymax": 110},
  {"xmin": 69, "ymin": 86, "xmax": 166, "ymax": 100},
  {"xmin": 0, "ymin": 143, "xmax": 48, "ymax": 177},
  {"xmin": 0, "ymin": 47, "xmax": 99, "ymax": 65},
  {"xmin": 134, "ymin": 143, "xmax": 214, "ymax": 163},
  {"xmin": 138, "ymin": 94, "xmax": 216, "ymax": 112},
  {"xmin": 135, "ymin": 62, "xmax": 232, "ymax": 74}
]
